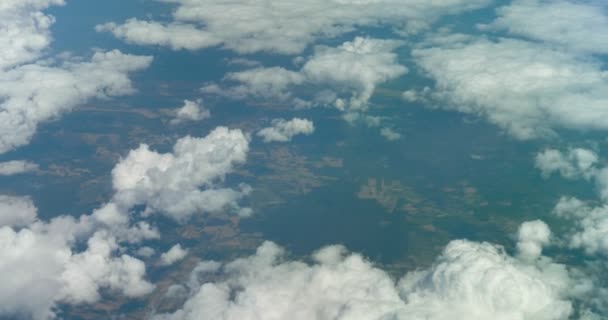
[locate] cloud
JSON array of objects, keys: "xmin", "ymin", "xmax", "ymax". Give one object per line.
[
  {"xmin": 96, "ymin": 19, "xmax": 221, "ymax": 51},
  {"xmin": 0, "ymin": 0, "xmax": 64, "ymax": 70},
  {"xmin": 207, "ymin": 37, "xmax": 407, "ymax": 112},
  {"xmin": 413, "ymin": 37, "xmax": 608, "ymax": 139},
  {"xmin": 160, "ymin": 244, "xmax": 189, "ymax": 266},
  {"xmin": 0, "ymin": 2, "xmax": 153, "ymax": 154},
  {"xmin": 553, "ymin": 197, "xmax": 608, "ymax": 256},
  {"xmin": 0, "ymin": 160, "xmax": 38, "ymax": 175},
  {"xmin": 380, "ymin": 127, "xmax": 402, "ymax": 141},
  {"xmin": 221, "ymin": 67, "xmax": 305, "ymax": 101},
  {"xmin": 0, "ymin": 204, "xmax": 154, "ymax": 320},
  {"xmin": 111, "ymin": 126, "xmax": 252, "ymax": 222},
  {"xmin": 98, "ymin": 0, "xmax": 490, "ymax": 54},
  {"xmin": 170, "ymin": 99, "xmax": 210, "ymax": 125},
  {"xmin": 301, "ymin": 37, "xmax": 408, "ymax": 111},
  {"xmin": 154, "ymin": 233, "xmax": 588, "ymax": 320},
  {"xmin": 0, "ymin": 195, "xmax": 37, "ymax": 227},
  {"xmin": 535, "ymin": 148, "xmax": 608, "ymax": 256},
  {"xmin": 535, "ymin": 148, "xmax": 598, "ymax": 180},
  {"xmin": 517, "ymin": 220, "xmax": 551, "ymax": 261},
  {"xmin": 0, "ymin": 125, "xmax": 253, "ymax": 317},
  {"xmin": 257, "ymin": 118, "xmax": 315, "ymax": 143},
  {"xmin": 488, "ymin": 0, "xmax": 608, "ymax": 55},
  {"xmin": 0, "ymin": 50, "xmax": 153, "ymax": 154}
]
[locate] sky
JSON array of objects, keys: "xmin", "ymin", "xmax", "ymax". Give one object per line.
[{"xmin": 2, "ymin": 0, "xmax": 608, "ymax": 319}]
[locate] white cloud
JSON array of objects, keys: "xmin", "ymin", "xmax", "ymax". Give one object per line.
[
  {"xmin": 517, "ymin": 220, "xmax": 551, "ymax": 261},
  {"xmin": 0, "ymin": 0, "xmax": 64, "ymax": 70},
  {"xmin": 257, "ymin": 118, "xmax": 315, "ymax": 143},
  {"xmin": 154, "ymin": 237, "xmax": 587, "ymax": 320},
  {"xmin": 208, "ymin": 37, "xmax": 407, "ymax": 112},
  {"xmin": 222, "ymin": 67, "xmax": 305, "ymax": 101},
  {"xmin": 534, "ymin": 147, "xmax": 608, "ymax": 257},
  {"xmin": 301, "ymin": 37, "xmax": 408, "ymax": 111},
  {"xmin": 96, "ymin": 19, "xmax": 221, "ymax": 51},
  {"xmin": 553, "ymin": 197, "xmax": 608, "ymax": 255},
  {"xmin": 98, "ymin": 0, "xmax": 490, "ymax": 55},
  {"xmin": 380, "ymin": 127, "xmax": 402, "ymax": 141},
  {"xmin": 136, "ymin": 246, "xmax": 156, "ymax": 258},
  {"xmin": 0, "ymin": 2, "xmax": 153, "ymax": 154},
  {"xmin": 0, "ymin": 195, "xmax": 37, "ymax": 227},
  {"xmin": 0, "ymin": 208, "xmax": 154, "ymax": 320},
  {"xmin": 170, "ymin": 99, "xmax": 210, "ymax": 125},
  {"xmin": 0, "ymin": 126, "xmax": 254, "ymax": 317},
  {"xmin": 488, "ymin": 0, "xmax": 608, "ymax": 55},
  {"xmin": 535, "ymin": 148, "xmax": 598, "ymax": 180},
  {"xmin": 413, "ymin": 38, "xmax": 608, "ymax": 139},
  {"xmin": 160, "ymin": 244, "xmax": 188, "ymax": 266},
  {"xmin": 0, "ymin": 50, "xmax": 153, "ymax": 154},
  {"xmin": 0, "ymin": 160, "xmax": 38, "ymax": 176},
  {"xmin": 112, "ymin": 127, "xmax": 251, "ymax": 222}
]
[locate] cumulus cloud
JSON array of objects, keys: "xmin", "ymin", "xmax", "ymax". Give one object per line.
[
  {"xmin": 535, "ymin": 148, "xmax": 598, "ymax": 180},
  {"xmin": 488, "ymin": 0, "xmax": 608, "ymax": 55},
  {"xmin": 154, "ymin": 235, "xmax": 588, "ymax": 320},
  {"xmin": 0, "ymin": 160, "xmax": 38, "ymax": 175},
  {"xmin": 536, "ymin": 148, "xmax": 608, "ymax": 256},
  {"xmin": 257, "ymin": 118, "xmax": 315, "ymax": 143},
  {"xmin": 413, "ymin": 37, "xmax": 608, "ymax": 139},
  {"xmin": 380, "ymin": 127, "xmax": 402, "ymax": 141},
  {"xmin": 0, "ymin": 0, "xmax": 64, "ymax": 70},
  {"xmin": 112, "ymin": 127, "xmax": 251, "ymax": 222},
  {"xmin": 517, "ymin": 220, "xmax": 551, "ymax": 261},
  {"xmin": 0, "ymin": 195, "xmax": 37, "ymax": 227},
  {"xmin": 0, "ymin": 2, "xmax": 153, "ymax": 154},
  {"xmin": 301, "ymin": 37, "xmax": 408, "ymax": 111},
  {"xmin": 170, "ymin": 99, "xmax": 210, "ymax": 125},
  {"xmin": 220, "ymin": 67, "xmax": 305, "ymax": 101},
  {"xmin": 0, "ymin": 125, "xmax": 254, "ymax": 318},
  {"xmin": 553, "ymin": 197, "xmax": 608, "ymax": 256},
  {"xmin": 0, "ymin": 204, "xmax": 154, "ymax": 320},
  {"xmin": 96, "ymin": 19, "xmax": 221, "ymax": 51},
  {"xmin": 98, "ymin": 0, "xmax": 490, "ymax": 54},
  {"xmin": 160, "ymin": 244, "xmax": 188, "ymax": 266},
  {"xmin": 0, "ymin": 50, "xmax": 153, "ymax": 154},
  {"xmin": 208, "ymin": 37, "xmax": 407, "ymax": 112}
]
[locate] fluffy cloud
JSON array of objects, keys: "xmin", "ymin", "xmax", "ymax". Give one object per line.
[
  {"xmin": 0, "ymin": 160, "xmax": 38, "ymax": 175},
  {"xmin": 208, "ymin": 37, "xmax": 407, "ymax": 112},
  {"xmin": 380, "ymin": 127, "xmax": 402, "ymax": 141},
  {"xmin": 155, "ymin": 235, "xmax": 588, "ymax": 320},
  {"xmin": 257, "ymin": 118, "xmax": 315, "ymax": 143},
  {"xmin": 170, "ymin": 99, "xmax": 210, "ymax": 125},
  {"xmin": 160, "ymin": 244, "xmax": 189, "ymax": 266},
  {"xmin": 489, "ymin": 0, "xmax": 608, "ymax": 55},
  {"xmin": 535, "ymin": 148, "xmax": 608, "ymax": 256},
  {"xmin": 413, "ymin": 37, "xmax": 608, "ymax": 139},
  {"xmin": 301, "ymin": 37, "xmax": 407, "ymax": 111},
  {"xmin": 219, "ymin": 67, "xmax": 305, "ymax": 101},
  {"xmin": 0, "ymin": 126, "xmax": 253, "ymax": 318},
  {"xmin": 0, "ymin": 50, "xmax": 153, "ymax": 154},
  {"xmin": 0, "ymin": 195, "xmax": 37, "ymax": 227},
  {"xmin": 553, "ymin": 197, "xmax": 608, "ymax": 255},
  {"xmin": 112, "ymin": 127, "xmax": 251, "ymax": 221},
  {"xmin": 0, "ymin": 0, "xmax": 64, "ymax": 70},
  {"xmin": 0, "ymin": 2, "xmax": 153, "ymax": 154},
  {"xmin": 96, "ymin": 19, "xmax": 221, "ymax": 51},
  {"xmin": 98, "ymin": 0, "xmax": 490, "ymax": 54},
  {"xmin": 0, "ymin": 205, "xmax": 154, "ymax": 320},
  {"xmin": 517, "ymin": 220, "xmax": 551, "ymax": 261},
  {"xmin": 535, "ymin": 148, "xmax": 598, "ymax": 180}
]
